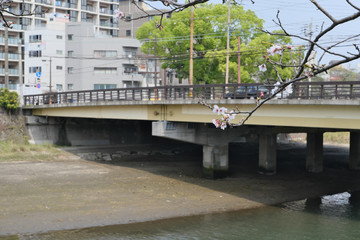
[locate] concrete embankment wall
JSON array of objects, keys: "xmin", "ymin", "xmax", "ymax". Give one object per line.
[{"xmin": 25, "ymin": 115, "xmax": 153, "ymax": 146}]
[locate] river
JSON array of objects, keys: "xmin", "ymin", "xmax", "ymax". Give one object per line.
[{"xmin": 17, "ymin": 192, "xmax": 360, "ymax": 240}]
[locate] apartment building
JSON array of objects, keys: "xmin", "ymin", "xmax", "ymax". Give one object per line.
[
  {"xmin": 24, "ymin": 19, "xmax": 157, "ymax": 92},
  {"xmin": 1, "ymin": 0, "xmax": 119, "ymax": 89}
]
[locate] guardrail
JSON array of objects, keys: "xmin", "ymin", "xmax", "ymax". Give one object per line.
[{"xmin": 23, "ymin": 81, "xmax": 360, "ymax": 106}]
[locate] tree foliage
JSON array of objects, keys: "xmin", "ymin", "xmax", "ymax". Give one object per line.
[
  {"xmin": 0, "ymin": 88, "xmax": 19, "ymax": 112},
  {"xmin": 136, "ymin": 4, "xmax": 294, "ymax": 84}
]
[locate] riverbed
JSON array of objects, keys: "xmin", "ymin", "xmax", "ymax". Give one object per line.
[{"xmin": 1, "ymin": 142, "xmax": 360, "ymax": 237}]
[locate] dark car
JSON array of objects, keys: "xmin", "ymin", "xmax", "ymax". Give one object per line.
[{"xmin": 225, "ymin": 86, "xmax": 270, "ymax": 99}]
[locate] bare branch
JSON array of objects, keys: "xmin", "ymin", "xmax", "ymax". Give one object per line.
[{"xmin": 346, "ymin": 0, "xmax": 360, "ymax": 11}]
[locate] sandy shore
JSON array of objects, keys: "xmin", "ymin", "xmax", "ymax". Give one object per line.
[{"xmin": 1, "ymin": 142, "xmax": 360, "ymax": 236}]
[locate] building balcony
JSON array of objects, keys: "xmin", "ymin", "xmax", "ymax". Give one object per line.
[
  {"xmin": 123, "ymin": 74, "xmax": 144, "ymax": 82},
  {"xmin": 55, "ymin": 1, "xmax": 70, "ymax": 8},
  {"xmin": 0, "ymin": 69, "xmax": 19, "ymax": 75},
  {"xmin": 81, "ymin": 5, "xmax": 96, "ymax": 12},
  {"xmin": 0, "ymin": 84, "xmax": 18, "ymax": 90},
  {"xmin": 99, "ymin": 8, "xmax": 113, "ymax": 15},
  {"xmin": 0, "ymin": 37, "xmax": 21, "ymax": 45},
  {"xmin": 99, "ymin": 22, "xmax": 117, "ymax": 28},
  {"xmin": 35, "ymin": 0, "xmax": 53, "ymax": 6},
  {"xmin": 0, "ymin": 53, "xmax": 19, "ymax": 60}
]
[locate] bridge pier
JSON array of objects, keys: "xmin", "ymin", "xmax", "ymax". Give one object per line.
[
  {"xmin": 203, "ymin": 144, "xmax": 229, "ymax": 179},
  {"xmin": 350, "ymin": 132, "xmax": 360, "ymax": 170},
  {"xmin": 306, "ymin": 132, "xmax": 323, "ymax": 173},
  {"xmin": 258, "ymin": 130, "xmax": 277, "ymax": 175}
]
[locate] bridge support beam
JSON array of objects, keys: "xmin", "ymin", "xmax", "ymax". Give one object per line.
[
  {"xmin": 258, "ymin": 131, "xmax": 277, "ymax": 175},
  {"xmin": 203, "ymin": 144, "xmax": 229, "ymax": 179},
  {"xmin": 349, "ymin": 132, "xmax": 360, "ymax": 170},
  {"xmin": 306, "ymin": 132, "xmax": 323, "ymax": 173}
]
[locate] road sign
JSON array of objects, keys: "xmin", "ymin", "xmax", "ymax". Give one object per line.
[
  {"xmin": 36, "ymin": 71, "xmax": 41, "ymax": 78},
  {"xmin": 36, "ymin": 83, "xmax": 41, "ymax": 89}
]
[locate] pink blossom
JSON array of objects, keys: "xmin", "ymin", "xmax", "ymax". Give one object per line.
[
  {"xmin": 219, "ymin": 107, "xmax": 227, "ymax": 115},
  {"xmin": 267, "ymin": 45, "xmax": 282, "ymax": 56},
  {"xmin": 213, "ymin": 105, "xmax": 220, "ymax": 115},
  {"xmin": 212, "ymin": 119, "xmax": 221, "ymax": 128},
  {"xmin": 220, "ymin": 122, "xmax": 227, "ymax": 130},
  {"xmin": 258, "ymin": 64, "xmax": 267, "ymax": 72},
  {"xmin": 113, "ymin": 9, "xmax": 125, "ymax": 22}
]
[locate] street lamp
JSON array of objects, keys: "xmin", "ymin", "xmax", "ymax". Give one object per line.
[{"xmin": 42, "ymin": 56, "xmax": 52, "ymax": 93}]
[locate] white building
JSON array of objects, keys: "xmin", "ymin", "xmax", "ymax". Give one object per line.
[{"xmin": 24, "ymin": 19, "xmax": 155, "ymax": 93}]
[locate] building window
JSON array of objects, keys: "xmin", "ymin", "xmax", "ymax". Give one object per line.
[
  {"xmin": 94, "ymin": 67, "xmax": 117, "ymax": 74},
  {"xmin": 29, "ymin": 50, "xmax": 42, "ymax": 57},
  {"xmin": 126, "ymin": 30, "xmax": 131, "ymax": 37},
  {"xmin": 94, "ymin": 50, "xmax": 117, "ymax": 58},
  {"xmin": 68, "ymin": 34, "xmax": 73, "ymax": 40},
  {"xmin": 56, "ymin": 84, "xmax": 62, "ymax": 91},
  {"xmin": 29, "ymin": 66, "xmax": 42, "ymax": 73},
  {"xmin": 94, "ymin": 84, "xmax": 116, "ymax": 90},
  {"xmin": 56, "ymin": 50, "xmax": 63, "ymax": 55},
  {"xmin": 56, "ymin": 35, "xmax": 63, "ymax": 39},
  {"xmin": 56, "ymin": 66, "xmax": 63, "ymax": 70},
  {"xmin": 68, "ymin": 67, "xmax": 74, "ymax": 74},
  {"xmin": 68, "ymin": 84, "xmax": 74, "ymax": 90},
  {"xmin": 123, "ymin": 66, "xmax": 137, "ymax": 74},
  {"xmin": 68, "ymin": 51, "xmax": 74, "ymax": 57},
  {"xmin": 29, "ymin": 34, "xmax": 42, "ymax": 43}
]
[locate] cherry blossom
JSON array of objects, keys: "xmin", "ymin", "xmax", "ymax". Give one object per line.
[
  {"xmin": 258, "ymin": 64, "xmax": 267, "ymax": 72},
  {"xmin": 113, "ymin": 9, "xmax": 125, "ymax": 23},
  {"xmin": 267, "ymin": 45, "xmax": 282, "ymax": 56}
]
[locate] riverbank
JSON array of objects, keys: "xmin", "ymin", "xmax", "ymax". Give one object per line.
[{"xmin": 1, "ymin": 142, "xmax": 360, "ymax": 236}]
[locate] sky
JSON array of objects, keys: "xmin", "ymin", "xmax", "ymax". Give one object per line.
[
  {"xmin": 218, "ymin": 0, "xmax": 360, "ymax": 68},
  {"xmin": 147, "ymin": 0, "xmax": 360, "ymax": 69}
]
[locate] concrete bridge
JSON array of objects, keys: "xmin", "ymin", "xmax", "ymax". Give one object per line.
[{"xmin": 22, "ymin": 81, "xmax": 360, "ymax": 178}]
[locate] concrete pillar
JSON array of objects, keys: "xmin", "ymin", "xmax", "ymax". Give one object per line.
[
  {"xmin": 306, "ymin": 132, "xmax": 323, "ymax": 173},
  {"xmin": 203, "ymin": 144, "xmax": 228, "ymax": 179},
  {"xmin": 349, "ymin": 132, "xmax": 360, "ymax": 170},
  {"xmin": 258, "ymin": 132, "xmax": 277, "ymax": 175}
]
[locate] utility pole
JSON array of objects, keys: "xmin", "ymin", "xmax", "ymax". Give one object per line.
[
  {"xmin": 225, "ymin": 0, "xmax": 231, "ymax": 85},
  {"xmin": 18, "ymin": 40, "xmax": 23, "ymax": 106},
  {"xmin": 5, "ymin": 27, "xmax": 9, "ymax": 89},
  {"xmin": 189, "ymin": 5, "xmax": 194, "ymax": 85},
  {"xmin": 154, "ymin": 36, "xmax": 158, "ymax": 99},
  {"xmin": 237, "ymin": 36, "xmax": 241, "ymax": 84}
]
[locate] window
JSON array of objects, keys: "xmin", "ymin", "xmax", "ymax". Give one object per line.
[
  {"xmin": 126, "ymin": 30, "xmax": 131, "ymax": 37},
  {"xmin": 94, "ymin": 67, "xmax": 117, "ymax": 74},
  {"xmin": 56, "ymin": 35, "xmax": 63, "ymax": 39},
  {"xmin": 56, "ymin": 50, "xmax": 63, "ymax": 55},
  {"xmin": 29, "ymin": 50, "xmax": 42, "ymax": 57},
  {"xmin": 56, "ymin": 84, "xmax": 63, "ymax": 91},
  {"xmin": 68, "ymin": 51, "xmax": 74, "ymax": 57},
  {"xmin": 68, "ymin": 84, "xmax": 74, "ymax": 90},
  {"xmin": 93, "ymin": 50, "xmax": 117, "ymax": 58},
  {"xmin": 29, "ymin": 34, "xmax": 42, "ymax": 43},
  {"xmin": 94, "ymin": 84, "xmax": 116, "ymax": 90},
  {"xmin": 29, "ymin": 66, "xmax": 41, "ymax": 73},
  {"xmin": 68, "ymin": 67, "xmax": 74, "ymax": 74},
  {"xmin": 123, "ymin": 66, "xmax": 137, "ymax": 74},
  {"xmin": 68, "ymin": 34, "xmax": 73, "ymax": 40},
  {"xmin": 56, "ymin": 66, "xmax": 63, "ymax": 70}
]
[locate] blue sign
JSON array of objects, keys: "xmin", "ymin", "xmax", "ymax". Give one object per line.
[
  {"xmin": 36, "ymin": 71, "xmax": 41, "ymax": 78},
  {"xmin": 36, "ymin": 83, "xmax": 41, "ymax": 89}
]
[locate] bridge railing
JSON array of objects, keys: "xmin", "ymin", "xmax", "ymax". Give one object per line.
[{"xmin": 23, "ymin": 81, "xmax": 360, "ymax": 106}]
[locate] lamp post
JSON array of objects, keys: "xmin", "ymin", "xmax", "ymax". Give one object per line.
[{"xmin": 42, "ymin": 56, "xmax": 52, "ymax": 93}]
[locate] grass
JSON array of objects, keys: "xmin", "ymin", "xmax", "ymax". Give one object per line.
[{"xmin": 0, "ymin": 141, "xmax": 72, "ymax": 162}]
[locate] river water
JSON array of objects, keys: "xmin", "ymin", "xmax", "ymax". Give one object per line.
[{"xmin": 18, "ymin": 192, "xmax": 360, "ymax": 240}]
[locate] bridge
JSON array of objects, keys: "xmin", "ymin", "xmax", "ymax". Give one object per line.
[{"xmin": 22, "ymin": 81, "xmax": 360, "ymax": 178}]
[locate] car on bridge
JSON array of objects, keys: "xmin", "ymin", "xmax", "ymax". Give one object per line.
[{"xmin": 224, "ymin": 85, "xmax": 270, "ymax": 99}]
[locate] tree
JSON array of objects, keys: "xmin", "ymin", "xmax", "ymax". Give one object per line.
[{"xmin": 136, "ymin": 4, "xmax": 294, "ymax": 84}]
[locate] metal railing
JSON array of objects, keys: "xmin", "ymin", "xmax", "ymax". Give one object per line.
[{"xmin": 23, "ymin": 81, "xmax": 360, "ymax": 106}]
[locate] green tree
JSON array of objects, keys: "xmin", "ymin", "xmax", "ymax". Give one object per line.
[
  {"xmin": 0, "ymin": 88, "xmax": 19, "ymax": 112},
  {"xmin": 136, "ymin": 3, "xmax": 294, "ymax": 84}
]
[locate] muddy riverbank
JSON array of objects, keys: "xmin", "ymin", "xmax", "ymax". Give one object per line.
[{"xmin": 1, "ymin": 142, "xmax": 360, "ymax": 236}]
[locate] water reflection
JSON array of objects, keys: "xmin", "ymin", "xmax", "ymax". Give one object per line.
[{"xmin": 9, "ymin": 192, "xmax": 360, "ymax": 240}]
